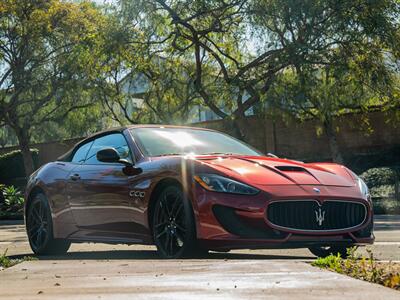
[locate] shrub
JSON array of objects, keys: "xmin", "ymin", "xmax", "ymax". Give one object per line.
[
  {"xmin": 359, "ymin": 167, "xmax": 398, "ymax": 188},
  {"xmin": 0, "ymin": 149, "xmax": 39, "ymax": 180},
  {"xmin": 0, "ymin": 184, "xmax": 4, "ymax": 204},
  {"xmin": 0, "ymin": 185, "xmax": 24, "ymax": 218},
  {"xmin": 1, "ymin": 185, "xmax": 24, "ymax": 213},
  {"xmin": 373, "ymin": 198, "xmax": 400, "ymax": 214},
  {"xmin": 370, "ymin": 185, "xmax": 395, "ymax": 199}
]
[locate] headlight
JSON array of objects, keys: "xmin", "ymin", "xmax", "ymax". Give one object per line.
[
  {"xmin": 357, "ymin": 176, "xmax": 370, "ymax": 200},
  {"xmin": 194, "ymin": 174, "xmax": 259, "ymax": 195}
]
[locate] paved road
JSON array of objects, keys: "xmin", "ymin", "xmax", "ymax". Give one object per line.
[
  {"xmin": 1, "ymin": 215, "xmax": 399, "ymax": 261},
  {"xmin": 0, "ymin": 215, "xmax": 399, "ymax": 299}
]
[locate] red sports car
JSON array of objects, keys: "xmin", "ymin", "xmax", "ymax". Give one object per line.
[{"xmin": 25, "ymin": 125, "xmax": 373, "ymax": 258}]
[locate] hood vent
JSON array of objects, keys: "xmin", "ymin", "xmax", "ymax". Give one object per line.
[{"xmin": 275, "ymin": 166, "xmax": 306, "ymax": 172}]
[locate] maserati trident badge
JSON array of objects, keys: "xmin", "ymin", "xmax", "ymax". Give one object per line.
[{"xmin": 315, "ymin": 208, "xmax": 325, "ymax": 226}]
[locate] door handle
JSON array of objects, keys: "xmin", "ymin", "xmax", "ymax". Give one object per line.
[{"xmin": 70, "ymin": 174, "xmax": 81, "ymax": 181}]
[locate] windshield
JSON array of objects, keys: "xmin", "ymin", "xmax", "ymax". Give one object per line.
[{"xmin": 130, "ymin": 127, "xmax": 262, "ymax": 157}]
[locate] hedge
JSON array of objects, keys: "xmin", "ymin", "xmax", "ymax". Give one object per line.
[
  {"xmin": 0, "ymin": 149, "xmax": 39, "ymax": 180},
  {"xmin": 359, "ymin": 167, "xmax": 398, "ymax": 188}
]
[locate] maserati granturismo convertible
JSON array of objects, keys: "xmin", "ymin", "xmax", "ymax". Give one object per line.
[{"xmin": 24, "ymin": 125, "xmax": 374, "ymax": 258}]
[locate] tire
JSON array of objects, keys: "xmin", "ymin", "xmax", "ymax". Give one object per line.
[
  {"xmin": 152, "ymin": 185, "xmax": 206, "ymax": 258},
  {"xmin": 308, "ymin": 245, "xmax": 355, "ymax": 258},
  {"xmin": 26, "ymin": 193, "xmax": 71, "ymax": 255}
]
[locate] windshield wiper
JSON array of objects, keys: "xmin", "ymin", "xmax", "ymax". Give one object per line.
[
  {"xmin": 200, "ymin": 152, "xmax": 239, "ymax": 155},
  {"xmin": 152, "ymin": 153, "xmax": 183, "ymax": 157},
  {"xmin": 153, "ymin": 152, "xmax": 246, "ymax": 157}
]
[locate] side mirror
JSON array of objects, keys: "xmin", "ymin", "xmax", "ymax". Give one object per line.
[
  {"xmin": 96, "ymin": 148, "xmax": 121, "ymax": 163},
  {"xmin": 97, "ymin": 148, "xmax": 142, "ymax": 176}
]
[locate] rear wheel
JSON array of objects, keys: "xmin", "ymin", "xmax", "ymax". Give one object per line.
[
  {"xmin": 308, "ymin": 245, "xmax": 354, "ymax": 258},
  {"xmin": 152, "ymin": 185, "xmax": 206, "ymax": 258},
  {"xmin": 26, "ymin": 193, "xmax": 71, "ymax": 255}
]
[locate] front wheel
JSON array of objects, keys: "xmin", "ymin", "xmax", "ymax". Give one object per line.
[
  {"xmin": 26, "ymin": 193, "xmax": 71, "ymax": 255},
  {"xmin": 152, "ymin": 185, "xmax": 206, "ymax": 258},
  {"xmin": 308, "ymin": 245, "xmax": 355, "ymax": 258}
]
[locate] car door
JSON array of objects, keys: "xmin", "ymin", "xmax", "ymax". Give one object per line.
[{"xmin": 66, "ymin": 132, "xmax": 142, "ymax": 241}]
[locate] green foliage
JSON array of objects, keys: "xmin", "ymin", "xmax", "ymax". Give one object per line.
[
  {"xmin": 357, "ymin": 167, "xmax": 400, "ymax": 214},
  {"xmin": 373, "ymin": 199, "xmax": 400, "ymax": 214},
  {"xmin": 0, "ymin": 0, "xmax": 109, "ymax": 175},
  {"xmin": 357, "ymin": 167, "xmax": 400, "ymax": 213},
  {"xmin": 370, "ymin": 185, "xmax": 395, "ymax": 199},
  {"xmin": 1, "ymin": 185, "xmax": 24, "ymax": 213},
  {"xmin": 313, "ymin": 253, "xmax": 344, "ymax": 273},
  {"xmin": 0, "ymin": 149, "xmax": 38, "ymax": 180},
  {"xmin": 0, "ymin": 126, "xmax": 17, "ymax": 148},
  {"xmin": 30, "ymin": 101, "xmax": 111, "ymax": 143},
  {"xmin": 312, "ymin": 248, "xmax": 400, "ymax": 290},
  {"xmin": 0, "ymin": 249, "xmax": 37, "ymax": 269},
  {"xmin": 360, "ymin": 167, "xmax": 398, "ymax": 187},
  {"xmin": 265, "ymin": 53, "xmax": 398, "ymax": 161},
  {"xmin": 112, "ymin": 0, "xmax": 400, "ymax": 146},
  {"xmin": 0, "ymin": 249, "xmax": 13, "ymax": 269},
  {"xmin": 1, "ymin": 0, "xmax": 399, "ymax": 163}
]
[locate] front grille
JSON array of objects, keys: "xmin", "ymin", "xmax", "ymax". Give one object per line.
[{"xmin": 267, "ymin": 200, "xmax": 367, "ymax": 231}]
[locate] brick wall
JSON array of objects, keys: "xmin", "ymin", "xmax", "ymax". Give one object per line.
[
  {"xmin": 193, "ymin": 111, "xmax": 400, "ymax": 164},
  {"xmin": 0, "ymin": 111, "xmax": 398, "ymax": 168},
  {"xmin": 0, "ymin": 138, "xmax": 80, "ymax": 166}
]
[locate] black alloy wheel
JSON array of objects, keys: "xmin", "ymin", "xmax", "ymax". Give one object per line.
[
  {"xmin": 152, "ymin": 185, "xmax": 204, "ymax": 258},
  {"xmin": 308, "ymin": 245, "xmax": 354, "ymax": 258},
  {"xmin": 26, "ymin": 193, "xmax": 70, "ymax": 255}
]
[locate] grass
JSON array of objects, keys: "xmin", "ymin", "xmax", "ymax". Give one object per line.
[
  {"xmin": 0, "ymin": 249, "xmax": 37, "ymax": 270},
  {"xmin": 312, "ymin": 247, "xmax": 400, "ymax": 290}
]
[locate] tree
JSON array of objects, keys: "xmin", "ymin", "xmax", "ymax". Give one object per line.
[
  {"xmin": 30, "ymin": 96, "xmax": 111, "ymax": 144},
  {"xmin": 120, "ymin": 0, "xmax": 400, "ymax": 142},
  {"xmin": 0, "ymin": 125, "xmax": 16, "ymax": 148},
  {"xmin": 93, "ymin": 5, "xmax": 201, "ymax": 125},
  {"xmin": 140, "ymin": 59, "xmax": 200, "ymax": 124},
  {"xmin": 266, "ymin": 50, "xmax": 400, "ymax": 162},
  {"xmin": 0, "ymin": 0, "xmax": 106, "ymax": 175}
]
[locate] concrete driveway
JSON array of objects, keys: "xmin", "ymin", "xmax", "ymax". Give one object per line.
[{"xmin": 0, "ymin": 215, "xmax": 399, "ymax": 299}]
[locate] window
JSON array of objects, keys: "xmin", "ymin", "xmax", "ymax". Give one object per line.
[
  {"xmin": 85, "ymin": 133, "xmax": 132, "ymax": 164},
  {"xmin": 71, "ymin": 141, "xmax": 93, "ymax": 163},
  {"xmin": 130, "ymin": 127, "xmax": 261, "ymax": 157}
]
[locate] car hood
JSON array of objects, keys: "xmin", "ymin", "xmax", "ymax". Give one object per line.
[{"xmin": 194, "ymin": 155, "xmax": 355, "ymax": 187}]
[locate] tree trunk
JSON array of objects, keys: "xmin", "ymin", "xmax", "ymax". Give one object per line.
[
  {"xmin": 15, "ymin": 128, "xmax": 35, "ymax": 177},
  {"xmin": 227, "ymin": 112, "xmax": 251, "ymax": 143},
  {"xmin": 231, "ymin": 117, "xmax": 246, "ymax": 141},
  {"xmin": 395, "ymin": 168, "xmax": 400, "ymax": 202},
  {"xmin": 323, "ymin": 120, "xmax": 344, "ymax": 164}
]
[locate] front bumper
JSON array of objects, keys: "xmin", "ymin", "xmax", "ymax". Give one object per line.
[{"xmin": 193, "ymin": 185, "xmax": 374, "ymax": 251}]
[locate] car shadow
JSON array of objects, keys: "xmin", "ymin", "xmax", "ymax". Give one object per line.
[{"xmin": 10, "ymin": 250, "xmax": 313, "ymax": 261}]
